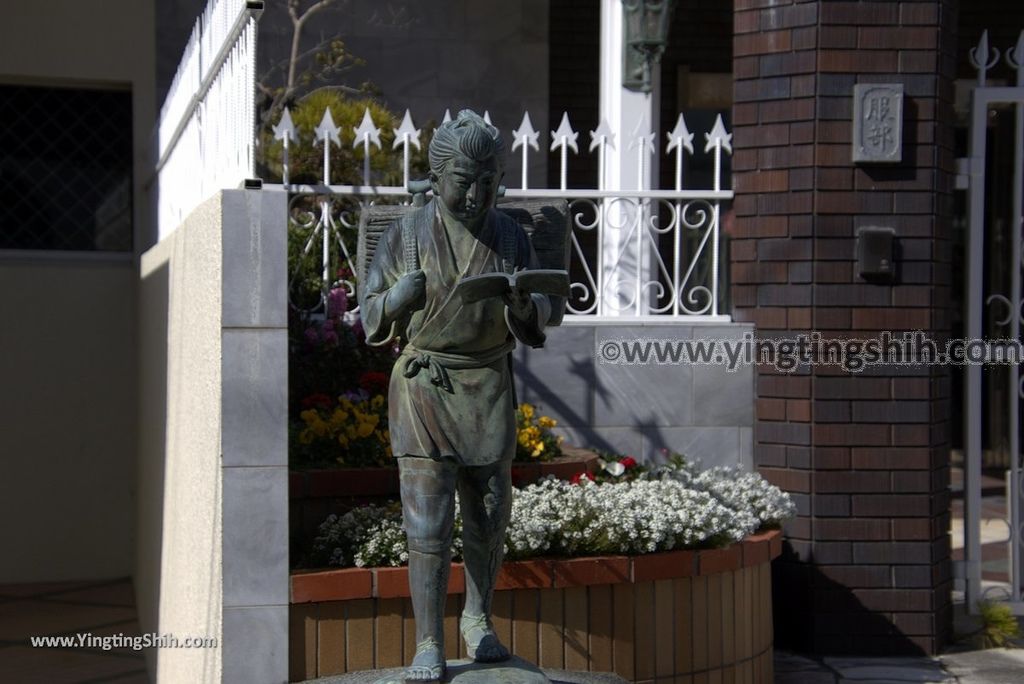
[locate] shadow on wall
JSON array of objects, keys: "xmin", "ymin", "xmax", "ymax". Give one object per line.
[
  {"xmin": 514, "ymin": 323, "xmax": 755, "ymax": 467},
  {"xmin": 772, "ymin": 541, "xmax": 950, "ymax": 656}
]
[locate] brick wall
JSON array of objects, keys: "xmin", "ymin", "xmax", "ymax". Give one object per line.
[{"xmin": 731, "ymin": 0, "xmax": 957, "ymax": 655}]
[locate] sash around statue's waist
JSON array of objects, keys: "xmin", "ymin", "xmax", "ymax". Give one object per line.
[{"xmin": 399, "ymin": 340, "xmax": 514, "ymax": 393}]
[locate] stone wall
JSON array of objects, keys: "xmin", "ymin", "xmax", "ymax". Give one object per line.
[
  {"xmin": 138, "ymin": 189, "xmax": 290, "ymax": 682},
  {"xmin": 515, "ymin": 321, "xmax": 755, "ymax": 468}
]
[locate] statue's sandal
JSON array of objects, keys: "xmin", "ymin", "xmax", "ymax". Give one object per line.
[
  {"xmin": 405, "ymin": 638, "xmax": 445, "ymax": 681},
  {"xmin": 460, "ymin": 613, "xmax": 510, "ymax": 663}
]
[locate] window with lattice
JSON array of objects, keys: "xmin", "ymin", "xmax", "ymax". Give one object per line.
[{"xmin": 0, "ymin": 84, "xmax": 133, "ymax": 252}]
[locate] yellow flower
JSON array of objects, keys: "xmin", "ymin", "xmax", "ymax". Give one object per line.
[
  {"xmin": 520, "ymin": 403, "xmax": 535, "ymax": 420},
  {"xmin": 337, "ymin": 433, "xmax": 349, "ymax": 448},
  {"xmin": 532, "ymin": 442, "xmax": 545, "ymax": 457},
  {"xmin": 538, "ymin": 416, "xmax": 556, "ymax": 428},
  {"xmin": 371, "ymin": 394, "xmax": 385, "ymax": 410}
]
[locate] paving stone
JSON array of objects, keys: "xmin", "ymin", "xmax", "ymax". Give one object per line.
[
  {"xmin": 776, "ymin": 650, "xmax": 831, "ymax": 673},
  {"xmin": 942, "ymin": 648, "xmax": 1024, "ymax": 684},
  {"xmin": 777, "ymin": 672, "xmax": 837, "ymax": 683},
  {"xmin": 830, "ymin": 664, "xmax": 954, "ymax": 682}
]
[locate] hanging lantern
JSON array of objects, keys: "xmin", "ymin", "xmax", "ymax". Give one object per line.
[{"xmin": 622, "ymin": 0, "xmax": 676, "ymax": 93}]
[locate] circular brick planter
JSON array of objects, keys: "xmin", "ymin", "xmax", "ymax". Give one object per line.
[
  {"xmin": 289, "ymin": 448, "xmax": 603, "ymax": 551},
  {"xmin": 289, "ymin": 529, "xmax": 782, "ymax": 683}
]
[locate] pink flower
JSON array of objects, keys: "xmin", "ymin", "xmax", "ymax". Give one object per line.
[
  {"xmin": 323, "ymin": 318, "xmax": 335, "ymax": 331},
  {"xmin": 304, "ymin": 327, "xmax": 319, "ymax": 345},
  {"xmin": 328, "ymin": 288, "xmax": 348, "ymax": 318},
  {"xmin": 323, "ymin": 330, "xmax": 339, "ymax": 345}
]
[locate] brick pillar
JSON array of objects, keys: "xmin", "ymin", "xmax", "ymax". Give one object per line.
[{"xmin": 731, "ymin": 0, "xmax": 957, "ymax": 654}]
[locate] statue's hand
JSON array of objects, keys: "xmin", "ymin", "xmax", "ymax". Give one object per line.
[
  {"xmin": 389, "ymin": 269, "xmax": 427, "ymax": 315},
  {"xmin": 503, "ymin": 286, "xmax": 534, "ymax": 322}
]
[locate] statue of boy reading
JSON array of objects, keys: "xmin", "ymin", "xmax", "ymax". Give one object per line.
[{"xmin": 359, "ymin": 110, "xmax": 554, "ymax": 681}]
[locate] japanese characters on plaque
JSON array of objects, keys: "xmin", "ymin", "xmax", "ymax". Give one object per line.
[{"xmin": 852, "ymin": 84, "xmax": 903, "ymax": 164}]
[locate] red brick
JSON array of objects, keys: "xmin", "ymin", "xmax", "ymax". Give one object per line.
[
  {"xmin": 852, "ymin": 495, "xmax": 932, "ymax": 518},
  {"xmin": 760, "ymin": 467, "xmax": 811, "ymax": 493},
  {"xmin": 813, "ymin": 424, "xmax": 891, "ymax": 447},
  {"xmin": 376, "ymin": 564, "xmax": 465, "ymax": 599},
  {"xmin": 734, "ymin": 9, "xmax": 760, "ymax": 35},
  {"xmin": 858, "ymin": 27, "xmax": 937, "ymax": 50},
  {"xmin": 632, "ymin": 549, "xmax": 696, "ymax": 582},
  {"xmin": 814, "ymin": 518, "xmax": 891, "ymax": 541},
  {"xmin": 735, "ymin": 29, "xmax": 793, "ymax": 57},
  {"xmin": 552, "ymin": 556, "xmax": 629, "ymax": 587},
  {"xmin": 820, "ymin": 50, "xmax": 898, "ymax": 73},
  {"xmin": 899, "ymin": 4, "xmax": 939, "ymax": 26},
  {"xmin": 820, "ymin": 26, "xmax": 857, "ymax": 48},
  {"xmin": 496, "ymin": 560, "xmax": 554, "ymax": 590},
  {"xmin": 821, "ymin": 1, "xmax": 898, "ymax": 26},
  {"xmin": 698, "ymin": 545, "xmax": 743, "ymax": 575},
  {"xmin": 787, "ymin": 399, "xmax": 811, "ymax": 422},
  {"xmin": 291, "ymin": 567, "xmax": 373, "ymax": 603}
]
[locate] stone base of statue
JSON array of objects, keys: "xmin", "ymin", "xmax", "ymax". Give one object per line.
[{"xmin": 304, "ymin": 656, "xmax": 628, "ymax": 684}]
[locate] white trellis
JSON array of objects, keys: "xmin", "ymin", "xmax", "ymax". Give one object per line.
[
  {"xmin": 152, "ymin": 0, "xmax": 262, "ymax": 240},
  {"xmin": 268, "ymin": 106, "xmax": 733, "ymax": 320}
]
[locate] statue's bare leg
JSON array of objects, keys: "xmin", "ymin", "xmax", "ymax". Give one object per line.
[
  {"xmin": 399, "ymin": 456, "xmax": 457, "ymax": 681},
  {"xmin": 458, "ymin": 459, "xmax": 512, "ymax": 663}
]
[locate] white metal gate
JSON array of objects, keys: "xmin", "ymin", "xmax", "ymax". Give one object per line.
[{"xmin": 963, "ymin": 30, "xmax": 1024, "ymax": 613}]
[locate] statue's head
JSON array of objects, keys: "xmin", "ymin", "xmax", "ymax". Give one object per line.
[{"xmin": 428, "ymin": 109, "xmax": 505, "ymax": 227}]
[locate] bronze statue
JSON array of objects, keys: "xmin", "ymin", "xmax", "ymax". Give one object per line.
[{"xmin": 360, "ymin": 110, "xmax": 558, "ymax": 681}]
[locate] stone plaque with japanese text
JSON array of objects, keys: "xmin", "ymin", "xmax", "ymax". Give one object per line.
[{"xmin": 852, "ymin": 83, "xmax": 903, "ymax": 164}]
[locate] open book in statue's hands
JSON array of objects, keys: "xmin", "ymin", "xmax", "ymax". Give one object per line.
[{"xmin": 454, "ymin": 269, "xmax": 570, "ymax": 304}]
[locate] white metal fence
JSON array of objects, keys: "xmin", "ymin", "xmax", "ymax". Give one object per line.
[
  {"xmin": 268, "ymin": 107, "xmax": 733, "ymax": 319},
  {"xmin": 962, "ymin": 29, "xmax": 1024, "ymax": 614},
  {"xmin": 152, "ymin": 0, "xmax": 261, "ymax": 240}
]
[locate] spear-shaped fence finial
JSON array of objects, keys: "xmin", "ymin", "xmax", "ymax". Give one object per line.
[
  {"xmin": 970, "ymin": 30, "xmax": 1001, "ymax": 86},
  {"xmin": 666, "ymin": 113, "xmax": 695, "ymax": 192},
  {"xmin": 551, "ymin": 112, "xmax": 579, "ymax": 191},
  {"xmin": 274, "ymin": 107, "xmax": 297, "ymax": 185},
  {"xmin": 1007, "ymin": 29, "xmax": 1024, "ymax": 87},
  {"xmin": 512, "ymin": 111, "xmax": 540, "ymax": 190},
  {"xmin": 392, "ymin": 109, "xmax": 421, "ymax": 191},
  {"xmin": 704, "ymin": 114, "xmax": 733, "ymax": 194},
  {"xmin": 315, "ymin": 107, "xmax": 341, "ymax": 184},
  {"xmin": 353, "ymin": 108, "xmax": 382, "ymax": 186},
  {"xmin": 589, "ymin": 118, "xmax": 615, "ymax": 191}
]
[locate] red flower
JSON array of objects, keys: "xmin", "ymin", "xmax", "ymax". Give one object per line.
[
  {"xmin": 301, "ymin": 393, "xmax": 333, "ymax": 410},
  {"xmin": 620, "ymin": 456, "xmax": 638, "ymax": 470},
  {"xmin": 570, "ymin": 471, "xmax": 595, "ymax": 485},
  {"xmin": 358, "ymin": 371, "xmax": 389, "ymax": 394}
]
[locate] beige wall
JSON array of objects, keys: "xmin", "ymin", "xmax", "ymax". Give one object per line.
[
  {"xmin": 0, "ymin": 257, "xmax": 137, "ymax": 581},
  {"xmin": 138, "ymin": 195, "xmax": 224, "ymax": 683},
  {"xmin": 0, "ymin": 3, "xmax": 154, "ymax": 583}
]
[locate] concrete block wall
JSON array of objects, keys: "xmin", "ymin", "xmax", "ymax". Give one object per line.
[{"xmin": 137, "ymin": 189, "xmax": 290, "ymax": 683}]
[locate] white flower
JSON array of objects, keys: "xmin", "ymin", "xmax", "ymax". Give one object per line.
[{"xmin": 309, "ymin": 463, "xmax": 795, "ymax": 568}]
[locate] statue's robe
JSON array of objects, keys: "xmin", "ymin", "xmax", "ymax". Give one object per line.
[{"xmin": 360, "ymin": 199, "xmax": 551, "ymax": 466}]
